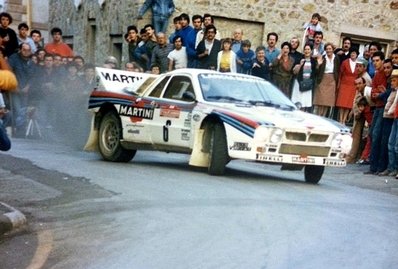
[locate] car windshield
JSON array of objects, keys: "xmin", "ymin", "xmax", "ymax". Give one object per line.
[{"xmin": 199, "ymin": 73, "xmax": 296, "ymax": 110}]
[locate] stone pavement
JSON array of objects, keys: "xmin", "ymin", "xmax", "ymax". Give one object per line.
[{"xmin": 0, "ymin": 166, "xmax": 60, "ymax": 236}]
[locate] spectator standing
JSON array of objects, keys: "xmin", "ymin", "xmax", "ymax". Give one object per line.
[
  {"xmin": 16, "ymin": 23, "xmax": 36, "ymax": 53},
  {"xmin": 30, "ymin": 29, "xmax": 43, "ymax": 51},
  {"xmin": 191, "ymin": 14, "xmax": 203, "ymax": 48},
  {"xmin": 386, "ymin": 69, "xmax": 398, "ymax": 178},
  {"xmin": 367, "ymin": 42, "xmax": 382, "ymax": 78},
  {"xmin": 30, "ymin": 54, "xmax": 60, "ymax": 132},
  {"xmin": 177, "ymin": 13, "xmax": 196, "ymax": 68},
  {"xmin": 0, "ymin": 12, "xmax": 18, "ymax": 57},
  {"xmin": 356, "ymin": 57, "xmax": 372, "ymax": 86},
  {"xmin": 336, "ymin": 47, "xmax": 359, "ymax": 124},
  {"xmin": 83, "ymin": 63, "xmax": 96, "ymax": 92},
  {"xmin": 346, "ymin": 78, "xmax": 371, "ymax": 163},
  {"xmin": 44, "ymin": 27, "xmax": 74, "ymax": 57},
  {"xmin": 312, "ymin": 31, "xmax": 325, "ymax": 58},
  {"xmin": 168, "ymin": 36, "xmax": 187, "ymax": 71},
  {"xmin": 126, "ymin": 25, "xmax": 140, "ymax": 63},
  {"xmin": 195, "ymin": 13, "xmax": 221, "ymax": 48},
  {"xmin": 335, "ymin": 37, "xmax": 352, "ymax": 65},
  {"xmin": 217, "ymin": 38, "xmax": 237, "ymax": 73},
  {"xmin": 134, "ymin": 28, "xmax": 150, "ymax": 71},
  {"xmin": 0, "ymin": 28, "xmax": 7, "ymax": 51},
  {"xmin": 265, "ymin": 32, "xmax": 280, "ymax": 64},
  {"xmin": 365, "ymin": 51, "xmax": 388, "ymax": 174},
  {"xmin": 392, "ymin": 49, "xmax": 398, "ymax": 70},
  {"xmin": 231, "ymin": 28, "xmax": 243, "ymax": 54},
  {"xmin": 271, "ymin": 42, "xmax": 294, "ymax": 98},
  {"xmin": 369, "ymin": 59, "xmax": 393, "ymax": 175},
  {"xmin": 313, "ymin": 42, "xmax": 340, "ymax": 117},
  {"xmin": 151, "ymin": 32, "xmax": 173, "ymax": 73},
  {"xmin": 168, "ymin": 16, "xmax": 181, "ymax": 44},
  {"xmin": 291, "ymin": 44, "xmax": 318, "ymax": 111},
  {"xmin": 137, "ymin": 0, "xmax": 175, "ymax": 34},
  {"xmin": 289, "ymin": 37, "xmax": 304, "ymax": 95},
  {"xmin": 251, "ymin": 46, "xmax": 270, "ymax": 81},
  {"xmin": 0, "ymin": 94, "xmax": 11, "ymax": 151},
  {"xmin": 144, "ymin": 24, "xmax": 158, "ymax": 69},
  {"xmin": 35, "ymin": 48, "xmax": 46, "ymax": 66},
  {"xmin": 8, "ymin": 42, "xmax": 35, "ymax": 136},
  {"xmin": 196, "ymin": 25, "xmax": 221, "ymax": 70},
  {"xmin": 73, "ymin": 55, "xmax": 85, "ymax": 77},
  {"xmin": 236, "ymin": 40, "xmax": 255, "ymax": 74}
]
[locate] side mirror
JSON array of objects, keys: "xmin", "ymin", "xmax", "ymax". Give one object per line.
[{"xmin": 182, "ymin": 91, "xmax": 196, "ymax": 102}]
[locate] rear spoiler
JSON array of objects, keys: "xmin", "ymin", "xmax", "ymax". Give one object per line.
[{"xmin": 95, "ymin": 67, "xmax": 157, "ymax": 94}]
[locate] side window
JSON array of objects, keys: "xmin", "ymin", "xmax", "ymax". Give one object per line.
[
  {"xmin": 148, "ymin": 76, "xmax": 170, "ymax": 97},
  {"xmin": 163, "ymin": 76, "xmax": 195, "ymax": 101}
]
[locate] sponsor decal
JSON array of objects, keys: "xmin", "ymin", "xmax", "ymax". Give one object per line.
[
  {"xmin": 230, "ymin": 142, "xmax": 251, "ymax": 151},
  {"xmin": 127, "ymin": 129, "xmax": 140, "ymax": 134},
  {"xmin": 100, "ymin": 71, "xmax": 143, "ymax": 84},
  {"xmin": 126, "ymin": 123, "xmax": 144, "ymax": 128},
  {"xmin": 184, "ymin": 112, "xmax": 192, "ymax": 128},
  {"xmin": 119, "ymin": 105, "xmax": 154, "ymax": 119},
  {"xmin": 181, "ymin": 129, "xmax": 190, "ymax": 141},
  {"xmin": 160, "ymin": 106, "xmax": 180, "ymax": 118},
  {"xmin": 292, "ymin": 156, "xmax": 315, "ymax": 164},
  {"xmin": 192, "ymin": 114, "xmax": 201, "ymax": 122}
]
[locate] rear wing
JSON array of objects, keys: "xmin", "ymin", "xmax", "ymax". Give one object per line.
[{"xmin": 95, "ymin": 67, "xmax": 157, "ymax": 94}]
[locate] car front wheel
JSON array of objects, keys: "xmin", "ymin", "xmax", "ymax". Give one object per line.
[
  {"xmin": 98, "ymin": 112, "xmax": 136, "ymax": 162},
  {"xmin": 208, "ymin": 123, "xmax": 229, "ymax": 175},
  {"xmin": 304, "ymin": 165, "xmax": 324, "ymax": 184}
]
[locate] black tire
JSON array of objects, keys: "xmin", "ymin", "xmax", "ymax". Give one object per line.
[
  {"xmin": 304, "ymin": 165, "xmax": 324, "ymax": 184},
  {"xmin": 208, "ymin": 123, "xmax": 229, "ymax": 175},
  {"xmin": 98, "ymin": 112, "xmax": 136, "ymax": 162}
]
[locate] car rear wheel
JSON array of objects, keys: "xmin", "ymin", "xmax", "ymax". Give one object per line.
[
  {"xmin": 304, "ymin": 165, "xmax": 324, "ymax": 184},
  {"xmin": 208, "ymin": 123, "xmax": 229, "ymax": 175},
  {"xmin": 99, "ymin": 112, "xmax": 136, "ymax": 162}
]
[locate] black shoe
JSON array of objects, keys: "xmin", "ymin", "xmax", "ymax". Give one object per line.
[{"xmin": 364, "ymin": 170, "xmax": 377, "ymax": 175}]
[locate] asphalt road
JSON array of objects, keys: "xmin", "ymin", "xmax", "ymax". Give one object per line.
[{"xmin": 0, "ymin": 138, "xmax": 398, "ymax": 269}]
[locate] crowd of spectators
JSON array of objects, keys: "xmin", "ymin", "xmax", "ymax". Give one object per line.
[
  {"xmin": 0, "ymin": 12, "xmax": 94, "ymax": 146},
  {"xmin": 1, "ymin": 10, "xmax": 398, "ymax": 178}
]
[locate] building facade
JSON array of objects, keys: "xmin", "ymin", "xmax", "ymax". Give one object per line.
[
  {"xmin": 46, "ymin": 0, "xmax": 397, "ymax": 65},
  {"xmin": 1, "ymin": 0, "xmax": 49, "ymax": 41}
]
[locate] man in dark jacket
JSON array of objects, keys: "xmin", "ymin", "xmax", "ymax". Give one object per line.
[{"xmin": 196, "ymin": 25, "xmax": 221, "ymax": 70}]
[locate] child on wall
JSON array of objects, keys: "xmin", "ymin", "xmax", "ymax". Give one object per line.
[{"xmin": 303, "ymin": 13, "xmax": 323, "ymax": 46}]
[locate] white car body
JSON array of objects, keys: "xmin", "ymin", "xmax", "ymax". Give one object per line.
[{"xmin": 85, "ymin": 68, "xmax": 352, "ymax": 183}]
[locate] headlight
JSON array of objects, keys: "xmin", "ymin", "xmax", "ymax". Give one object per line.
[
  {"xmin": 331, "ymin": 133, "xmax": 352, "ymax": 154},
  {"xmin": 270, "ymin": 128, "xmax": 283, "ymax": 143},
  {"xmin": 254, "ymin": 126, "xmax": 271, "ymax": 143},
  {"xmin": 331, "ymin": 134, "xmax": 343, "ymax": 148},
  {"xmin": 340, "ymin": 134, "xmax": 353, "ymax": 154}
]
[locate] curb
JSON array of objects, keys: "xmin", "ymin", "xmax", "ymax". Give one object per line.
[{"xmin": 0, "ymin": 202, "xmax": 27, "ymax": 235}]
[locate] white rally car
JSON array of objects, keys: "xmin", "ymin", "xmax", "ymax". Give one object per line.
[{"xmin": 85, "ymin": 68, "xmax": 352, "ymax": 184}]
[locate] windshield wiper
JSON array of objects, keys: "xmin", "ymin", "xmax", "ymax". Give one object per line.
[
  {"xmin": 247, "ymin": 100, "xmax": 295, "ymax": 110},
  {"xmin": 206, "ymin": 95, "xmax": 242, "ymax": 102},
  {"xmin": 247, "ymin": 100, "xmax": 280, "ymax": 107}
]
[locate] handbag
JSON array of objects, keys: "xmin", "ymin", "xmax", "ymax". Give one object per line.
[{"xmin": 299, "ymin": 78, "xmax": 313, "ymax": 92}]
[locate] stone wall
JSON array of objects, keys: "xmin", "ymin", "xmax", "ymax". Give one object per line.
[{"xmin": 48, "ymin": 0, "xmax": 398, "ymax": 65}]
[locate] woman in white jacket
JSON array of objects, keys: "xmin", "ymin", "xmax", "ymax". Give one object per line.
[{"xmin": 217, "ymin": 38, "xmax": 237, "ymax": 73}]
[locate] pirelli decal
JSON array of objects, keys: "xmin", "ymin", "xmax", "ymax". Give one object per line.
[{"xmin": 119, "ymin": 105, "xmax": 154, "ymax": 119}]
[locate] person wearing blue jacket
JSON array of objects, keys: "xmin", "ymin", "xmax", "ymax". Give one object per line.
[{"xmin": 137, "ymin": 0, "xmax": 175, "ymax": 34}]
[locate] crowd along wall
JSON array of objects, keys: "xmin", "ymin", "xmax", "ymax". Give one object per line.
[{"xmin": 48, "ymin": 0, "xmax": 398, "ymax": 66}]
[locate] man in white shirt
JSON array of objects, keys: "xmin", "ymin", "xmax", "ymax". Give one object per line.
[{"xmin": 168, "ymin": 36, "xmax": 187, "ymax": 71}]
